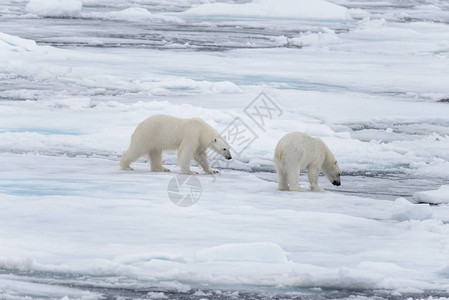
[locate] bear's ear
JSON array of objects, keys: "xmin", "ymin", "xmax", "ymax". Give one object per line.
[{"xmin": 335, "ymin": 161, "xmax": 338, "ymax": 165}]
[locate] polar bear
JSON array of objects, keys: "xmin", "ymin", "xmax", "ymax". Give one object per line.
[
  {"xmin": 274, "ymin": 132, "xmax": 341, "ymax": 192},
  {"xmin": 120, "ymin": 115, "xmax": 232, "ymax": 174}
]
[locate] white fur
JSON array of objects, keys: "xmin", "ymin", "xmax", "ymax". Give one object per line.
[
  {"xmin": 274, "ymin": 132, "xmax": 341, "ymax": 192},
  {"xmin": 120, "ymin": 115, "xmax": 231, "ymax": 174}
]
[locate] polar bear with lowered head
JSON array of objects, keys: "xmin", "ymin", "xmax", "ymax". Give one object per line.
[
  {"xmin": 274, "ymin": 132, "xmax": 341, "ymax": 192},
  {"xmin": 120, "ymin": 115, "xmax": 232, "ymax": 174}
]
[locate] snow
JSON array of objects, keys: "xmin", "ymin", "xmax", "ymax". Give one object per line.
[
  {"xmin": 183, "ymin": 0, "xmax": 352, "ymax": 20},
  {"xmin": 0, "ymin": 275, "xmax": 100, "ymax": 299},
  {"xmin": 413, "ymin": 186, "xmax": 449, "ymax": 204},
  {"xmin": 1, "ymin": 0, "xmax": 449, "ymax": 298},
  {"xmin": 83, "ymin": 7, "xmax": 184, "ymax": 24},
  {"xmin": 288, "ymin": 28, "xmax": 339, "ymax": 48},
  {"xmin": 391, "ymin": 198, "xmax": 433, "ymax": 221},
  {"xmin": 195, "ymin": 242, "xmax": 289, "ymax": 263},
  {"xmin": 0, "ymin": 32, "xmax": 38, "ymax": 52},
  {"xmin": 25, "ymin": 0, "xmax": 82, "ymax": 18},
  {"xmin": 1, "ymin": 151, "xmax": 448, "ymax": 296}
]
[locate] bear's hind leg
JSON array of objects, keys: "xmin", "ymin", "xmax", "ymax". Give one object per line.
[
  {"xmin": 275, "ymin": 165, "xmax": 289, "ymax": 191},
  {"xmin": 287, "ymin": 168, "xmax": 305, "ymax": 192},
  {"xmin": 149, "ymin": 150, "xmax": 170, "ymax": 172},
  {"xmin": 307, "ymin": 165, "xmax": 324, "ymax": 192},
  {"xmin": 120, "ymin": 147, "xmax": 144, "ymax": 170}
]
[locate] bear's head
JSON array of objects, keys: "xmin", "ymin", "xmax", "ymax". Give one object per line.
[
  {"xmin": 210, "ymin": 137, "xmax": 232, "ymax": 160},
  {"xmin": 324, "ymin": 160, "xmax": 341, "ymax": 186}
]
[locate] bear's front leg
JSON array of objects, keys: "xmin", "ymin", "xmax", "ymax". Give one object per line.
[
  {"xmin": 178, "ymin": 145, "xmax": 198, "ymax": 175},
  {"xmin": 194, "ymin": 152, "xmax": 219, "ymax": 174},
  {"xmin": 307, "ymin": 166, "xmax": 324, "ymax": 192}
]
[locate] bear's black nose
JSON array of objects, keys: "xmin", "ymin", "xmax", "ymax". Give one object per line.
[
  {"xmin": 333, "ymin": 181, "xmax": 341, "ymax": 186},
  {"xmin": 226, "ymin": 155, "xmax": 232, "ymax": 160}
]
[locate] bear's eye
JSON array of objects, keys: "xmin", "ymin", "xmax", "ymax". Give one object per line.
[
  {"xmin": 223, "ymin": 148, "xmax": 227, "ymax": 151},
  {"xmin": 338, "ymin": 173, "xmax": 341, "ymax": 176}
]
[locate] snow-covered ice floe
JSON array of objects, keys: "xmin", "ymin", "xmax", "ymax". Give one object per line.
[
  {"xmin": 413, "ymin": 185, "xmax": 449, "ymax": 204},
  {"xmin": 0, "ymin": 151, "xmax": 449, "ymax": 298},
  {"xmin": 1, "ymin": 0, "xmax": 449, "ymax": 298},
  {"xmin": 391, "ymin": 198, "xmax": 433, "ymax": 221},
  {"xmin": 26, "ymin": 0, "xmax": 82, "ymax": 18},
  {"xmin": 83, "ymin": 7, "xmax": 184, "ymax": 24},
  {"xmin": 182, "ymin": 0, "xmax": 352, "ymax": 20}
]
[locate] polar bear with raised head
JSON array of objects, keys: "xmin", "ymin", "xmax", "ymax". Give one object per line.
[
  {"xmin": 120, "ymin": 115, "xmax": 232, "ymax": 174},
  {"xmin": 274, "ymin": 132, "xmax": 341, "ymax": 192}
]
